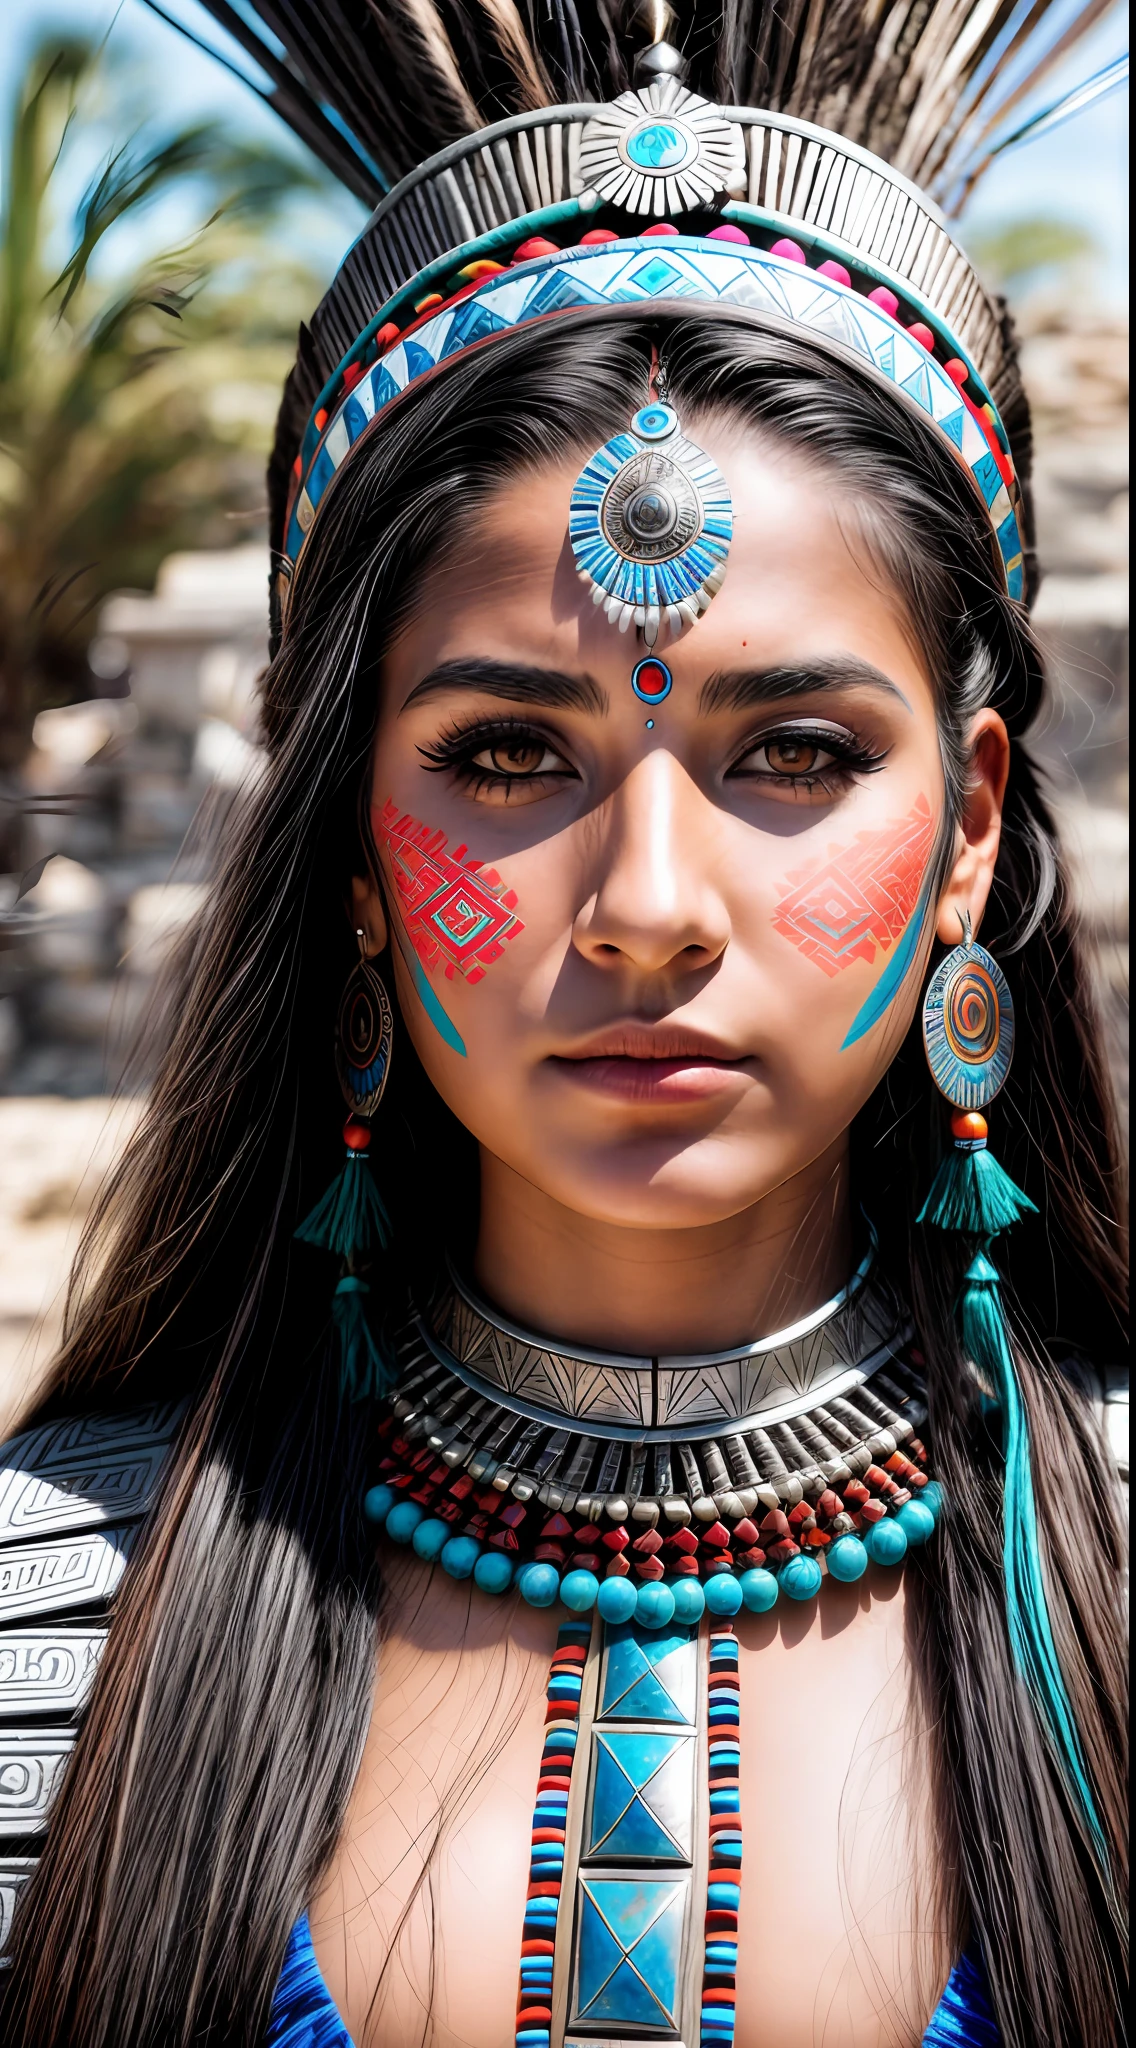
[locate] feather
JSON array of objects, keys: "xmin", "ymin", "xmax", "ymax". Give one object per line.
[{"xmin": 174, "ymin": 0, "xmax": 1113, "ymax": 215}]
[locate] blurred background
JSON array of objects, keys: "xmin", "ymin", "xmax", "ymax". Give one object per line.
[{"xmin": 0, "ymin": 1, "xmax": 1128, "ymax": 1431}]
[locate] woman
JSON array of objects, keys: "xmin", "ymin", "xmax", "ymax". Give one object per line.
[{"xmin": 0, "ymin": 4, "xmax": 1126, "ymax": 2045}]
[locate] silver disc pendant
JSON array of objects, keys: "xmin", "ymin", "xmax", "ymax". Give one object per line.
[{"xmin": 569, "ymin": 401, "xmax": 732, "ymax": 643}]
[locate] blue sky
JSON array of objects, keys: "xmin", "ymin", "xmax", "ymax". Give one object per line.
[{"xmin": 0, "ymin": 0, "xmax": 1128, "ymax": 304}]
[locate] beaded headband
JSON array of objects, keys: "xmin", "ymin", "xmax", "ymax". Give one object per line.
[{"xmin": 279, "ymin": 77, "xmax": 1026, "ymax": 628}]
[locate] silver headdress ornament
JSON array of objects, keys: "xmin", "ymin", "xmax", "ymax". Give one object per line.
[{"xmin": 173, "ymin": 0, "xmax": 1124, "ymax": 654}]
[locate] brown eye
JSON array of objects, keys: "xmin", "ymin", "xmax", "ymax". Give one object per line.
[
  {"xmin": 488, "ymin": 738, "xmax": 547, "ymax": 774},
  {"xmin": 765, "ymin": 737, "xmax": 819, "ymax": 775}
]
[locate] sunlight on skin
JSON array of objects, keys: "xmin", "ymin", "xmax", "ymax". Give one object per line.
[
  {"xmin": 328, "ymin": 424, "xmax": 1011, "ymax": 2048},
  {"xmin": 355, "ymin": 424, "xmax": 1009, "ymax": 1357}
]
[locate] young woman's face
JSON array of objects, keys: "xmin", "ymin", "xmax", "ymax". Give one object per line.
[{"xmin": 365, "ymin": 423, "xmax": 1005, "ymax": 1231}]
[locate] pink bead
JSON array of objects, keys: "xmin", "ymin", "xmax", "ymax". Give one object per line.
[
  {"xmin": 817, "ymin": 259, "xmax": 852, "ymax": 287},
  {"xmin": 908, "ymin": 322, "xmax": 936, "ymax": 351},
  {"xmin": 944, "ymin": 358, "xmax": 969, "ymax": 387},
  {"xmin": 642, "ymin": 222, "xmax": 679, "ymax": 237},
  {"xmin": 579, "ymin": 227, "xmax": 619, "ymax": 244},
  {"xmin": 770, "ymin": 237, "xmax": 807, "ymax": 264},
  {"xmin": 707, "ymin": 223, "xmax": 750, "ymax": 244},
  {"xmin": 867, "ymin": 286, "xmax": 899, "ymax": 317}
]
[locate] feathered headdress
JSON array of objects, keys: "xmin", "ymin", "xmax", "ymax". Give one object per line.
[{"xmin": 153, "ymin": 0, "xmax": 1118, "ymax": 620}]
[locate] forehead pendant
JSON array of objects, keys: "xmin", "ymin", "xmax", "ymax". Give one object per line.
[{"xmin": 569, "ymin": 390, "xmax": 732, "ymax": 706}]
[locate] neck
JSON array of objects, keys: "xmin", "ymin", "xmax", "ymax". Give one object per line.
[{"xmin": 473, "ymin": 1135, "xmax": 852, "ymax": 1356}]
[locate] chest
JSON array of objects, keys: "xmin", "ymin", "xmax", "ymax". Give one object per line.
[{"xmin": 311, "ymin": 1561, "xmax": 946, "ymax": 2048}]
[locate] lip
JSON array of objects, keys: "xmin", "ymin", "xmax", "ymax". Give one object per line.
[{"xmin": 547, "ymin": 1025, "xmax": 754, "ymax": 1104}]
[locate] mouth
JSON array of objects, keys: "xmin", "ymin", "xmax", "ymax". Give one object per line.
[{"xmin": 547, "ymin": 1026, "xmax": 754, "ymax": 1104}]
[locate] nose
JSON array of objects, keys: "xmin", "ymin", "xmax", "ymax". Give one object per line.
[{"xmin": 572, "ymin": 750, "xmax": 731, "ymax": 977}]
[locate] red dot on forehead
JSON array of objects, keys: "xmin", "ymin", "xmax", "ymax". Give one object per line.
[{"xmin": 631, "ymin": 657, "xmax": 673, "ymax": 704}]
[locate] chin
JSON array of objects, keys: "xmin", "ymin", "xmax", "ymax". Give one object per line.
[{"xmin": 524, "ymin": 1133, "xmax": 806, "ymax": 1231}]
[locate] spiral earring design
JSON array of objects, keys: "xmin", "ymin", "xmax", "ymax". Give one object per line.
[{"xmin": 921, "ymin": 909, "xmax": 1014, "ymax": 1111}]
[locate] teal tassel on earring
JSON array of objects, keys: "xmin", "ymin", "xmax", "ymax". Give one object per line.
[
  {"xmin": 917, "ymin": 1110, "xmax": 1036, "ymax": 1233},
  {"xmin": 333, "ymin": 1275, "xmax": 396, "ymax": 1402},
  {"xmin": 958, "ymin": 1250, "xmax": 1110, "ymax": 1870},
  {"xmin": 296, "ymin": 1119, "xmax": 391, "ymax": 1260}
]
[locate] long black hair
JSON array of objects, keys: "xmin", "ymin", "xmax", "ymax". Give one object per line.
[{"xmin": 2, "ymin": 313, "xmax": 1127, "ymax": 2046}]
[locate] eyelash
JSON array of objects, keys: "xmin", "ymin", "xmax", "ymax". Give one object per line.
[
  {"xmin": 418, "ymin": 715, "xmax": 888, "ymax": 797},
  {"xmin": 728, "ymin": 723, "xmax": 887, "ymax": 792},
  {"xmin": 418, "ymin": 716, "xmax": 574, "ymax": 796}
]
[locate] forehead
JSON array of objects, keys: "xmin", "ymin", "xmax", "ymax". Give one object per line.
[{"xmin": 393, "ymin": 423, "xmax": 926, "ymax": 693}]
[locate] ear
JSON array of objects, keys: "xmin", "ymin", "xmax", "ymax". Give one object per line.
[
  {"xmin": 936, "ymin": 709, "xmax": 1011, "ymax": 945},
  {"xmin": 350, "ymin": 868, "xmax": 389, "ymax": 955}
]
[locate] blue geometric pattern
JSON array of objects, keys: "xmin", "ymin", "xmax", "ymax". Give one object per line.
[
  {"xmin": 573, "ymin": 1875, "xmax": 687, "ymax": 2030},
  {"xmin": 285, "ymin": 238, "xmax": 1025, "ymax": 602},
  {"xmin": 600, "ymin": 1620, "xmax": 697, "ymax": 1723},
  {"xmin": 588, "ymin": 1728, "xmax": 695, "ymax": 1860}
]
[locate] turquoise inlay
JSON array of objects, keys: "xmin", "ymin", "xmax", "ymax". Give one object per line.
[
  {"xmin": 575, "ymin": 1878, "xmax": 685, "ymax": 2027},
  {"xmin": 600, "ymin": 1623, "xmax": 696, "ymax": 1723},
  {"xmin": 626, "ymin": 121, "xmax": 689, "ymax": 169},
  {"xmin": 391, "ymin": 921, "xmax": 467, "ymax": 1057},
  {"xmin": 840, "ymin": 864, "xmax": 935, "ymax": 1050},
  {"xmin": 589, "ymin": 1730, "xmax": 694, "ymax": 1860}
]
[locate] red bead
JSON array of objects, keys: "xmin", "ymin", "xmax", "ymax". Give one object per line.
[
  {"xmin": 534, "ymin": 1542, "xmax": 567, "ymax": 1563},
  {"xmin": 860, "ymin": 1498, "xmax": 887, "ymax": 1524},
  {"xmin": 512, "ymin": 236, "xmax": 560, "ymax": 261},
  {"xmin": 634, "ymin": 1557, "xmax": 665, "ymax": 1580},
  {"xmin": 731, "ymin": 1518, "xmax": 759, "ymax": 1547},
  {"xmin": 642, "ymin": 221, "xmax": 679, "ymax": 236},
  {"xmin": 843, "ymin": 1481, "xmax": 870, "ymax": 1509},
  {"xmin": 816, "ymin": 1490, "xmax": 843, "ymax": 1521},
  {"xmin": 787, "ymin": 1502, "xmax": 814, "ymax": 1529},
  {"xmin": 668, "ymin": 1526, "xmax": 700, "ymax": 1554},
  {"xmin": 342, "ymin": 1117, "xmax": 371, "ymax": 1151},
  {"xmin": 489, "ymin": 1528, "xmax": 519, "ymax": 1550},
  {"xmin": 704, "ymin": 1556, "xmax": 734, "ymax": 1575},
  {"xmin": 766, "ymin": 1538, "xmax": 800, "ymax": 1565},
  {"xmin": 605, "ymin": 1553, "xmax": 630, "ymax": 1577},
  {"xmin": 944, "ymin": 358, "xmax": 969, "ymax": 388},
  {"xmin": 314, "ymin": 408, "xmax": 328, "ymax": 431},
  {"xmin": 601, "ymin": 1525, "xmax": 629, "ymax": 1552},
  {"xmin": 632, "ymin": 1527, "xmax": 663, "ymax": 1555},
  {"xmin": 671, "ymin": 1554, "xmax": 700, "ymax": 1575},
  {"xmin": 447, "ymin": 1474, "xmax": 474, "ymax": 1500},
  {"xmin": 759, "ymin": 1510, "xmax": 790, "ymax": 1540},
  {"xmin": 804, "ymin": 1527, "xmax": 830, "ymax": 1548},
  {"xmin": 907, "ymin": 321, "xmax": 936, "ymax": 351},
  {"xmin": 734, "ymin": 1546, "xmax": 766, "ymax": 1570},
  {"xmin": 817, "ymin": 259, "xmax": 852, "ymax": 286},
  {"xmin": 770, "ymin": 236, "xmax": 807, "ymax": 264},
  {"xmin": 951, "ymin": 1109, "xmax": 988, "ymax": 1144},
  {"xmin": 702, "ymin": 1522, "xmax": 731, "ymax": 1550},
  {"xmin": 867, "ymin": 286, "xmax": 899, "ymax": 317},
  {"xmin": 499, "ymin": 1502, "xmax": 527, "ymax": 1528},
  {"xmin": 374, "ymin": 322, "xmax": 400, "ymax": 352},
  {"xmin": 579, "ymin": 227, "xmax": 620, "ymax": 244},
  {"xmin": 539, "ymin": 1513, "xmax": 573, "ymax": 1539}
]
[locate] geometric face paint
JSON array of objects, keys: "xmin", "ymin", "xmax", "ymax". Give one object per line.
[
  {"xmin": 373, "ymin": 797, "xmax": 525, "ymax": 1055},
  {"xmin": 772, "ymin": 794, "xmax": 934, "ymax": 975},
  {"xmin": 771, "ymin": 794, "xmax": 937, "ymax": 1050}
]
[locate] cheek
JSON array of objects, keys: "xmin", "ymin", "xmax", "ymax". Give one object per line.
[
  {"xmin": 373, "ymin": 799, "xmax": 526, "ymax": 1058},
  {"xmin": 768, "ymin": 794, "xmax": 937, "ymax": 1051}
]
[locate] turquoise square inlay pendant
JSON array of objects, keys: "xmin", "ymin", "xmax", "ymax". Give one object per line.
[
  {"xmin": 600, "ymin": 1622, "xmax": 697, "ymax": 1725},
  {"xmin": 588, "ymin": 1728, "xmax": 695, "ymax": 1861},
  {"xmin": 572, "ymin": 1872, "xmax": 689, "ymax": 2031}
]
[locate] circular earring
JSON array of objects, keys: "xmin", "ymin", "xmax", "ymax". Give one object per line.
[
  {"xmin": 336, "ymin": 930, "xmax": 394, "ymax": 1118},
  {"xmin": 921, "ymin": 908, "xmax": 1014, "ymax": 1110}
]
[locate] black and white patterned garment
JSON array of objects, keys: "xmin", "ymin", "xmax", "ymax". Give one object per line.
[{"xmin": 0, "ymin": 1403, "xmax": 183, "ymax": 1959}]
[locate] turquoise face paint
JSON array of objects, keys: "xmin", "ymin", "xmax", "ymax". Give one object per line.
[
  {"xmin": 390, "ymin": 918, "xmax": 467, "ymax": 1057},
  {"xmin": 840, "ymin": 863, "xmax": 936, "ymax": 1050}
]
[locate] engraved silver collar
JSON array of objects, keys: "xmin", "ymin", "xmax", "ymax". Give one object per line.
[{"xmin": 418, "ymin": 1247, "xmax": 909, "ymax": 1444}]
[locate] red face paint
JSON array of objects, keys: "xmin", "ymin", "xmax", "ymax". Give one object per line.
[
  {"xmin": 374, "ymin": 798, "xmax": 524, "ymax": 985},
  {"xmin": 772, "ymin": 794, "xmax": 934, "ymax": 977}
]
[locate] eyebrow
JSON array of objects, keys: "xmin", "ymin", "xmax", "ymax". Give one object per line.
[
  {"xmin": 401, "ymin": 658, "xmax": 609, "ymax": 716},
  {"xmin": 699, "ymin": 657, "xmax": 913, "ymax": 716}
]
